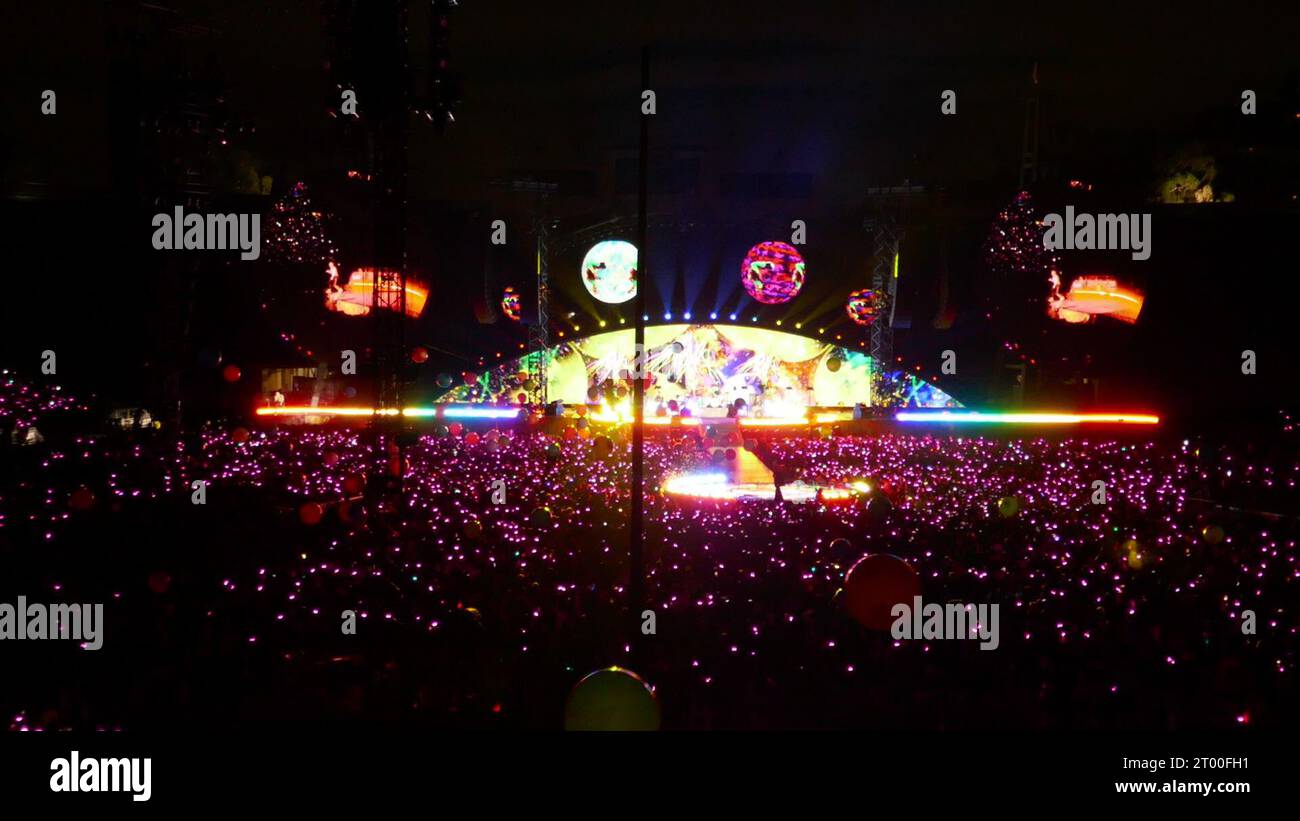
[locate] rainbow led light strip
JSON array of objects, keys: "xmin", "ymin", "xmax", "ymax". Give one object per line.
[
  {"xmin": 895, "ymin": 410, "xmax": 1159, "ymax": 425},
  {"xmin": 588, "ymin": 413, "xmax": 702, "ymax": 425},
  {"xmin": 256, "ymin": 405, "xmax": 522, "ymax": 420},
  {"xmin": 587, "ymin": 414, "xmax": 811, "ymax": 427}
]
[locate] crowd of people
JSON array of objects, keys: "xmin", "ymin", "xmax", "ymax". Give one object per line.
[{"xmin": 1, "ymin": 377, "xmax": 1297, "ymax": 730}]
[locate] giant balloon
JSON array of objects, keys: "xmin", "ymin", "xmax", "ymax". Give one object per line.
[
  {"xmin": 501, "ymin": 286, "xmax": 522, "ymax": 321},
  {"xmin": 741, "ymin": 241, "xmax": 806, "ymax": 305},
  {"xmin": 581, "ymin": 240, "xmax": 638, "ymax": 304},
  {"xmin": 846, "ymin": 288, "xmax": 885, "ymax": 326}
]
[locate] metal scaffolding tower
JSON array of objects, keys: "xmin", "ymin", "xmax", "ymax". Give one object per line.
[
  {"xmin": 529, "ymin": 204, "xmax": 551, "ymax": 405},
  {"xmin": 868, "ymin": 217, "xmax": 900, "ymax": 369},
  {"xmin": 495, "ymin": 178, "xmax": 558, "ymax": 406}
]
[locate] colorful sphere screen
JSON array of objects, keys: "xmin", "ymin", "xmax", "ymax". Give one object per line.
[
  {"xmin": 846, "ymin": 288, "xmax": 884, "ymax": 326},
  {"xmin": 581, "ymin": 240, "xmax": 638, "ymax": 305},
  {"xmin": 501, "ymin": 286, "xmax": 522, "ymax": 321},
  {"xmin": 741, "ymin": 241, "xmax": 806, "ymax": 305}
]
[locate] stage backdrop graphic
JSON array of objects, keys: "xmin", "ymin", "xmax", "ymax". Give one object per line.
[{"xmin": 440, "ymin": 324, "xmax": 959, "ymax": 411}]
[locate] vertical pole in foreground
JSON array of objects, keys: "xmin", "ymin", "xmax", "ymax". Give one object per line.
[{"xmin": 629, "ymin": 46, "xmax": 650, "ymax": 629}]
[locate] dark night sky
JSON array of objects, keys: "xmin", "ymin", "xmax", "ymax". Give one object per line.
[{"xmin": 7, "ymin": 1, "xmax": 1299, "ymax": 189}]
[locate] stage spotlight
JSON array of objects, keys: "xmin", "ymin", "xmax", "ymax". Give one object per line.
[
  {"xmin": 619, "ymin": 318, "xmax": 626, "ymax": 325},
  {"xmin": 775, "ymin": 320, "xmax": 782, "ymax": 326},
  {"xmin": 684, "ymin": 311, "xmax": 692, "ymax": 320},
  {"xmin": 729, "ymin": 313, "xmax": 737, "ymax": 321},
  {"xmin": 751, "ymin": 316, "xmax": 758, "ymax": 322},
  {"xmin": 664, "ymin": 312, "xmax": 672, "ymax": 320},
  {"xmin": 795, "ymin": 322, "xmax": 802, "ymax": 329},
  {"xmin": 709, "ymin": 311, "xmax": 717, "ymax": 320},
  {"xmin": 642, "ymin": 314, "xmax": 649, "ymax": 321},
  {"xmin": 599, "ymin": 320, "xmax": 607, "ymax": 327}
]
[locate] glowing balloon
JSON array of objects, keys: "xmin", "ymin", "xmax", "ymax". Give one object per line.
[
  {"xmin": 464, "ymin": 518, "xmax": 484, "ymax": 539},
  {"xmin": 741, "ymin": 241, "xmax": 805, "ymax": 305},
  {"xmin": 1125, "ymin": 541, "xmax": 1144, "ymax": 569},
  {"xmin": 581, "ymin": 240, "xmax": 638, "ymax": 304},
  {"xmin": 846, "ymin": 288, "xmax": 885, "ymax": 326},
  {"xmin": 222, "ymin": 364, "xmax": 242, "ymax": 383},
  {"xmin": 323, "ymin": 452, "xmax": 340, "ymax": 468},
  {"xmin": 826, "ymin": 356, "xmax": 842, "ymax": 372},
  {"xmin": 502, "ymin": 286, "xmax": 522, "ymax": 321},
  {"xmin": 410, "ymin": 346, "xmax": 429, "ymax": 364},
  {"xmin": 69, "ymin": 487, "xmax": 96, "ymax": 512},
  {"xmin": 997, "ymin": 496, "xmax": 1021, "ymax": 518},
  {"xmin": 299, "ymin": 502, "xmax": 324, "ymax": 526},
  {"xmin": 338, "ymin": 500, "xmax": 367, "ymax": 525},
  {"xmin": 436, "ymin": 373, "xmax": 453, "ymax": 388},
  {"xmin": 843, "ymin": 554, "xmax": 921, "ymax": 630},
  {"xmin": 342, "ymin": 473, "xmax": 365, "ymax": 496},
  {"xmin": 231, "ymin": 427, "xmax": 250, "ymax": 444},
  {"xmin": 147, "ymin": 570, "xmax": 172, "ymax": 595},
  {"xmin": 530, "ymin": 507, "xmax": 553, "ymax": 527},
  {"xmin": 564, "ymin": 667, "xmax": 661, "ymax": 731},
  {"xmin": 1202, "ymin": 524, "xmax": 1225, "ymax": 545},
  {"xmin": 864, "ymin": 493, "xmax": 893, "ymax": 522}
]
